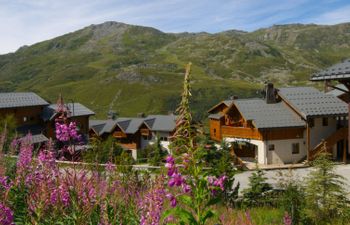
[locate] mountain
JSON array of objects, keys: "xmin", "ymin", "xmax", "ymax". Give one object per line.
[{"xmin": 1, "ymin": 21, "xmax": 350, "ymax": 120}]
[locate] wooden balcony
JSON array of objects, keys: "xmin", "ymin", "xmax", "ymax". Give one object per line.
[
  {"xmin": 120, "ymin": 143, "xmax": 137, "ymax": 150},
  {"xmin": 113, "ymin": 131, "xmax": 127, "ymax": 138},
  {"xmin": 140, "ymin": 128, "xmax": 150, "ymax": 136},
  {"xmin": 221, "ymin": 126, "xmax": 262, "ymax": 140}
]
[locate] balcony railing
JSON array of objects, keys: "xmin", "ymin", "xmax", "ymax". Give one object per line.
[
  {"xmin": 121, "ymin": 143, "xmax": 137, "ymax": 150},
  {"xmin": 221, "ymin": 126, "xmax": 262, "ymax": 140},
  {"xmin": 113, "ymin": 131, "xmax": 127, "ymax": 138},
  {"xmin": 140, "ymin": 128, "xmax": 150, "ymax": 136}
]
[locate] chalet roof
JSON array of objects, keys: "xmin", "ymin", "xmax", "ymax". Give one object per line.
[
  {"xmin": 144, "ymin": 115, "xmax": 176, "ymax": 132},
  {"xmin": 16, "ymin": 124, "xmax": 49, "ymax": 144},
  {"xmin": 208, "ymin": 113, "xmax": 224, "ymax": 120},
  {"xmin": 326, "ymin": 84, "xmax": 348, "ymax": 97},
  {"xmin": 19, "ymin": 134, "xmax": 49, "ymax": 144},
  {"xmin": 42, "ymin": 103, "xmax": 95, "ymax": 121},
  {"xmin": 0, "ymin": 92, "xmax": 49, "ymax": 109},
  {"xmin": 122, "ymin": 118, "xmax": 144, "ymax": 134},
  {"xmin": 278, "ymin": 87, "xmax": 348, "ymax": 119},
  {"xmin": 89, "ymin": 115, "xmax": 176, "ymax": 136},
  {"xmin": 89, "ymin": 120, "xmax": 118, "ymax": 135},
  {"xmin": 207, "ymin": 100, "xmax": 233, "ymax": 113},
  {"xmin": 234, "ymin": 99, "xmax": 305, "ymax": 129},
  {"xmin": 311, "ymin": 59, "xmax": 350, "ymax": 81}
]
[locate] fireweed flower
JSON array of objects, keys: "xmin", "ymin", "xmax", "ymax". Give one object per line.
[
  {"xmin": 16, "ymin": 134, "xmax": 33, "ymax": 185},
  {"xmin": 0, "ymin": 176, "xmax": 13, "ymax": 191},
  {"xmin": 0, "ymin": 203, "xmax": 14, "ymax": 225},
  {"xmin": 166, "ymin": 193, "xmax": 177, "ymax": 207},
  {"xmin": 139, "ymin": 176, "xmax": 166, "ymax": 225}
]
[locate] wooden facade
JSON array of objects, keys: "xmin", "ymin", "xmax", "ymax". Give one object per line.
[
  {"xmin": 0, "ymin": 106, "xmax": 45, "ymax": 127},
  {"xmin": 44, "ymin": 115, "xmax": 90, "ymax": 139}
]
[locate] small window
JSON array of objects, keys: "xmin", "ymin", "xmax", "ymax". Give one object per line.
[
  {"xmin": 268, "ymin": 144, "xmax": 275, "ymax": 151},
  {"xmin": 213, "ymin": 128, "xmax": 217, "ymax": 136},
  {"xmin": 309, "ymin": 118, "xmax": 314, "ymax": 128},
  {"xmin": 160, "ymin": 137, "xmax": 168, "ymax": 141},
  {"xmin": 292, "ymin": 143, "xmax": 300, "ymax": 154},
  {"xmin": 322, "ymin": 118, "xmax": 328, "ymax": 126},
  {"xmin": 23, "ymin": 116, "xmax": 28, "ymax": 122}
]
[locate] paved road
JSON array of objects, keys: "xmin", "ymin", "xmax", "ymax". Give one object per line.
[{"xmin": 233, "ymin": 164, "xmax": 350, "ymax": 194}]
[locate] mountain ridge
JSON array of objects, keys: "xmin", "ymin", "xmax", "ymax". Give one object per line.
[{"xmin": 1, "ymin": 21, "xmax": 350, "ymax": 120}]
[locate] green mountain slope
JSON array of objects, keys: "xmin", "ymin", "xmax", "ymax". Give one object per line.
[{"xmin": 1, "ymin": 21, "xmax": 350, "ymax": 120}]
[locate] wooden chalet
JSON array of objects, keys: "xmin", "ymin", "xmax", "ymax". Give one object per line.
[
  {"xmin": 89, "ymin": 115, "xmax": 176, "ymax": 159},
  {"xmin": 42, "ymin": 95, "xmax": 95, "ymax": 141},
  {"xmin": 0, "ymin": 92, "xmax": 95, "ymax": 144},
  {"xmin": 0, "ymin": 92, "xmax": 50, "ymax": 144},
  {"xmin": 208, "ymin": 83, "xmax": 349, "ymax": 165},
  {"xmin": 311, "ymin": 58, "xmax": 350, "ymax": 163}
]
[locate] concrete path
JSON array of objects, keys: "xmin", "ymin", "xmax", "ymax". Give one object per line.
[{"xmin": 233, "ymin": 164, "xmax": 350, "ymax": 194}]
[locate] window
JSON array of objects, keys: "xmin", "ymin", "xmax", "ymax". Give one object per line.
[
  {"xmin": 292, "ymin": 143, "xmax": 300, "ymax": 154},
  {"xmin": 309, "ymin": 118, "xmax": 314, "ymax": 128},
  {"xmin": 213, "ymin": 128, "xmax": 217, "ymax": 136},
  {"xmin": 159, "ymin": 137, "xmax": 168, "ymax": 141},
  {"xmin": 23, "ymin": 116, "xmax": 28, "ymax": 122},
  {"xmin": 322, "ymin": 118, "xmax": 328, "ymax": 126},
  {"xmin": 268, "ymin": 144, "xmax": 275, "ymax": 151}
]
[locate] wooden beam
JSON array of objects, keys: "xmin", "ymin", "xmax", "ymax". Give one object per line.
[
  {"xmin": 306, "ymin": 121, "xmax": 311, "ymax": 161},
  {"xmin": 343, "ymin": 139, "xmax": 347, "ymax": 163}
]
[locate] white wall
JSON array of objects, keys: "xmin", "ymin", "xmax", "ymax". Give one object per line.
[
  {"xmin": 224, "ymin": 137, "xmax": 267, "ymax": 164},
  {"xmin": 265, "ymin": 138, "xmax": 306, "ymax": 164},
  {"xmin": 308, "ymin": 117, "xmax": 337, "ymax": 149}
]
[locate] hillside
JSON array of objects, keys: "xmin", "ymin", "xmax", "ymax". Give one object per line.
[{"xmin": 1, "ymin": 21, "xmax": 350, "ymax": 120}]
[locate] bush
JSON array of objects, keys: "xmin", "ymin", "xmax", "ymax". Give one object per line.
[
  {"xmin": 242, "ymin": 167, "xmax": 272, "ymax": 207},
  {"xmin": 82, "ymin": 136, "xmax": 124, "ymax": 163}
]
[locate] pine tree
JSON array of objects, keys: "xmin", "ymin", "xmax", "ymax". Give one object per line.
[
  {"xmin": 305, "ymin": 153, "xmax": 350, "ymax": 224},
  {"xmin": 242, "ymin": 167, "xmax": 272, "ymax": 207}
]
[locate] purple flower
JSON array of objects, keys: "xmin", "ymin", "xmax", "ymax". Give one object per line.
[
  {"xmin": 166, "ymin": 193, "xmax": 177, "ymax": 207},
  {"xmin": 0, "ymin": 203, "xmax": 14, "ymax": 225},
  {"xmin": 182, "ymin": 184, "xmax": 191, "ymax": 193},
  {"xmin": 0, "ymin": 176, "xmax": 13, "ymax": 191},
  {"xmin": 168, "ymin": 173, "xmax": 184, "ymax": 187},
  {"xmin": 139, "ymin": 176, "xmax": 166, "ymax": 225},
  {"xmin": 105, "ymin": 162, "xmax": 115, "ymax": 173},
  {"xmin": 165, "ymin": 155, "xmax": 175, "ymax": 164},
  {"xmin": 283, "ymin": 212, "xmax": 292, "ymax": 225}
]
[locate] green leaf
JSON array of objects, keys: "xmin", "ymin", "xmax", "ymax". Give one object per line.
[
  {"xmin": 205, "ymin": 197, "xmax": 221, "ymax": 207},
  {"xmin": 200, "ymin": 209, "xmax": 217, "ymax": 224},
  {"xmin": 162, "ymin": 207, "xmax": 198, "ymax": 225},
  {"xmin": 178, "ymin": 195, "xmax": 194, "ymax": 208}
]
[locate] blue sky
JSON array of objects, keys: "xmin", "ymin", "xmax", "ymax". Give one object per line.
[{"xmin": 0, "ymin": 0, "xmax": 350, "ymax": 54}]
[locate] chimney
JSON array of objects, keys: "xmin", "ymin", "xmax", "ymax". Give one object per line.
[
  {"xmin": 137, "ymin": 112, "xmax": 146, "ymax": 118},
  {"xmin": 107, "ymin": 110, "xmax": 117, "ymax": 120},
  {"xmin": 230, "ymin": 95, "xmax": 238, "ymax": 100},
  {"xmin": 265, "ymin": 83, "xmax": 277, "ymax": 104}
]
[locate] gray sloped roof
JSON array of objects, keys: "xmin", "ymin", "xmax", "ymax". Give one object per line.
[
  {"xmin": 234, "ymin": 99, "xmax": 305, "ymax": 129},
  {"xmin": 89, "ymin": 115, "xmax": 176, "ymax": 136},
  {"xmin": 208, "ymin": 113, "xmax": 224, "ymax": 120},
  {"xmin": 278, "ymin": 87, "xmax": 348, "ymax": 119},
  {"xmin": 123, "ymin": 118, "xmax": 144, "ymax": 134},
  {"xmin": 0, "ymin": 92, "xmax": 49, "ymax": 109},
  {"xmin": 19, "ymin": 134, "xmax": 49, "ymax": 144},
  {"xmin": 42, "ymin": 103, "xmax": 95, "ymax": 121},
  {"xmin": 89, "ymin": 120, "xmax": 119, "ymax": 135},
  {"xmin": 144, "ymin": 115, "xmax": 176, "ymax": 132},
  {"xmin": 311, "ymin": 59, "xmax": 350, "ymax": 81},
  {"xmin": 326, "ymin": 84, "xmax": 348, "ymax": 97}
]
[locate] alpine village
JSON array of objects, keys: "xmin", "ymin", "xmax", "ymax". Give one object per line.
[{"xmin": 2, "ymin": 8, "xmax": 350, "ymax": 225}]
